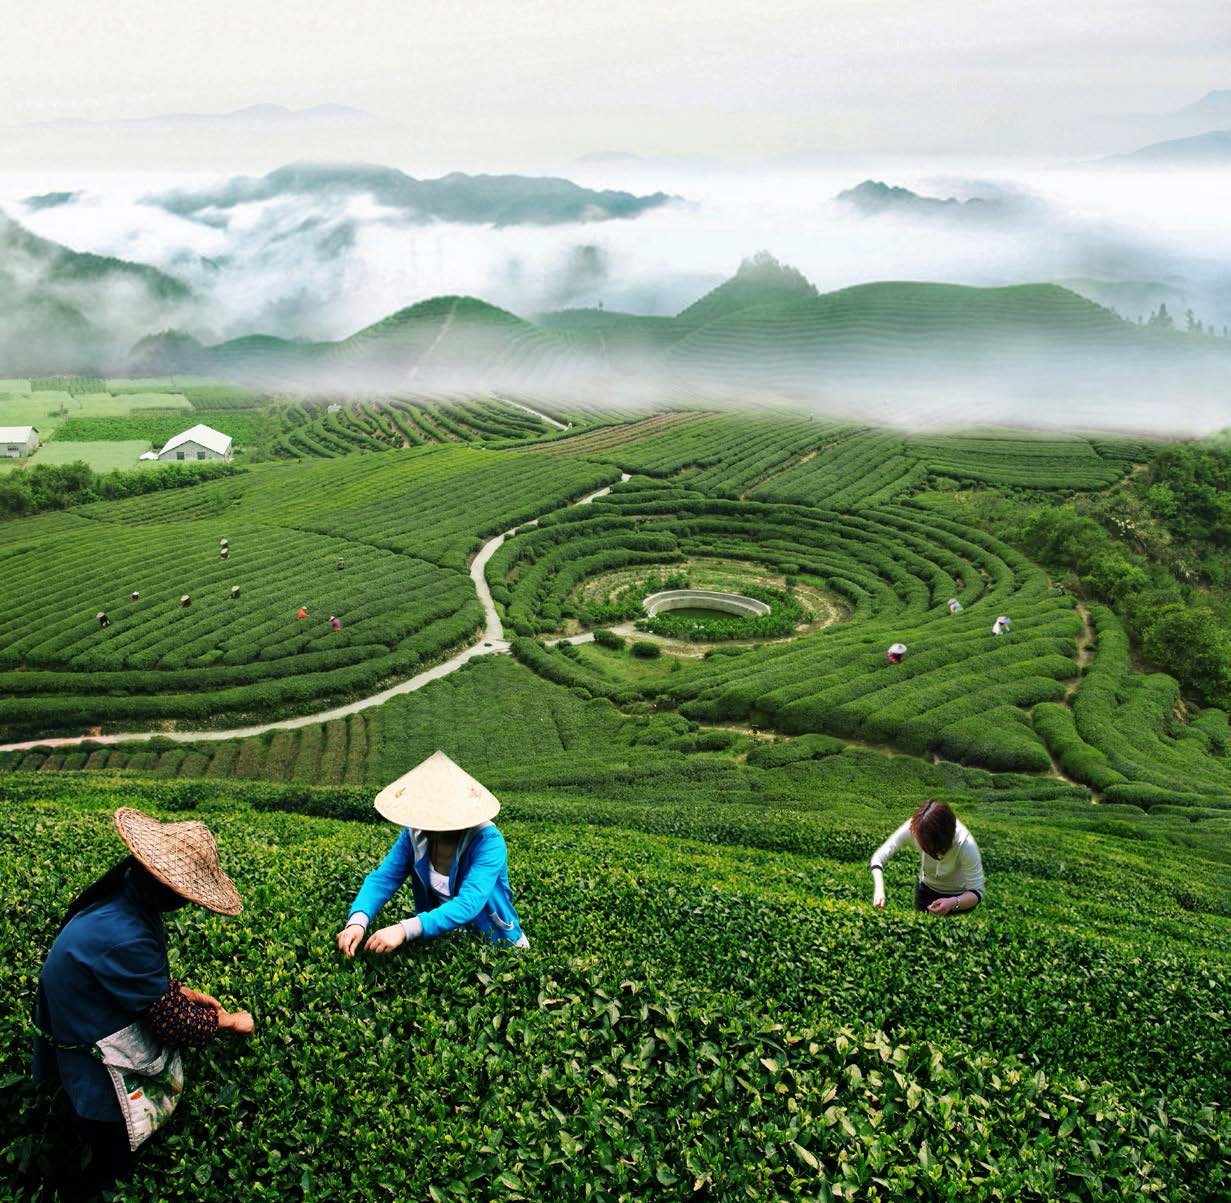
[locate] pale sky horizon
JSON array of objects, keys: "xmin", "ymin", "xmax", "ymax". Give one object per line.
[{"xmin": 2, "ymin": 1, "xmax": 1229, "ymax": 167}]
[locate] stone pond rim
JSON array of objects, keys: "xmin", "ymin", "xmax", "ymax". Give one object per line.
[{"xmin": 642, "ymin": 589, "xmax": 771, "ymax": 619}]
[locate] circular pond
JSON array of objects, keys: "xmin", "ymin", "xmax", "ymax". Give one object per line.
[{"xmin": 642, "ymin": 589, "xmax": 771, "ymax": 619}]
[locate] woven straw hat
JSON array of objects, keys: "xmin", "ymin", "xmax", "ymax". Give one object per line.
[
  {"xmin": 114, "ymin": 808, "xmax": 243, "ymax": 915},
  {"xmin": 373, "ymin": 751, "xmax": 500, "ymax": 831}
]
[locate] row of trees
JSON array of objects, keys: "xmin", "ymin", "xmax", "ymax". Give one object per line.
[
  {"xmin": 0, "ymin": 459, "xmax": 240, "ymax": 519},
  {"xmin": 1142, "ymin": 302, "xmax": 1230, "ymax": 337}
]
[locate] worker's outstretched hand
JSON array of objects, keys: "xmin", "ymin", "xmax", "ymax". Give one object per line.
[
  {"xmin": 872, "ymin": 890, "xmax": 886, "ymax": 910},
  {"xmin": 219, "ymin": 1009, "xmax": 255, "ymax": 1036},
  {"xmin": 365, "ymin": 924, "xmax": 407, "ymax": 954},
  {"xmin": 336, "ymin": 924, "xmax": 365, "ymax": 958}
]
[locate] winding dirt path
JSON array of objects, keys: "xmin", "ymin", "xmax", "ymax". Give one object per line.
[
  {"xmin": 0, "ymin": 474, "xmax": 631, "ymax": 753},
  {"xmin": 1033, "ymin": 594, "xmax": 1102, "ymax": 799},
  {"xmin": 491, "ymin": 395, "xmax": 571, "ymax": 431},
  {"xmin": 404, "ymin": 299, "xmax": 458, "ymax": 385}
]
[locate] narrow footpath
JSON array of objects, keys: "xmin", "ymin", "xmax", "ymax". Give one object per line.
[{"xmin": 492, "ymin": 395, "xmax": 571, "ymax": 431}]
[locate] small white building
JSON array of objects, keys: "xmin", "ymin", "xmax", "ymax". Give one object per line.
[
  {"xmin": 156, "ymin": 423, "xmax": 233, "ymax": 463},
  {"xmin": 0, "ymin": 426, "xmax": 39, "ymax": 458}
]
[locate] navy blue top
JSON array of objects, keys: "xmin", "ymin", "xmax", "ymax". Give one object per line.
[{"xmin": 33, "ymin": 871, "xmax": 170, "ymax": 1121}]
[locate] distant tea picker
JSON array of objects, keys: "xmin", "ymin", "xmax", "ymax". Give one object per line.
[{"xmin": 337, "ymin": 752, "xmax": 527, "ymax": 955}]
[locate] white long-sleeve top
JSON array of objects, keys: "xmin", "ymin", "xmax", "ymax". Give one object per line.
[{"xmin": 870, "ymin": 818, "xmax": 986, "ymax": 898}]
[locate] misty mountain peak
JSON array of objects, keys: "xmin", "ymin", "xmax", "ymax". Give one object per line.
[
  {"xmin": 734, "ymin": 250, "xmax": 813, "ymax": 286},
  {"xmin": 835, "ymin": 179, "xmax": 1029, "ymax": 222},
  {"xmin": 679, "ymin": 252, "xmax": 817, "ymax": 325}
]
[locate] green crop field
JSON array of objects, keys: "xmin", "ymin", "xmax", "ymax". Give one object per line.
[
  {"xmin": 1, "ymin": 766, "xmax": 1227, "ymax": 1201},
  {"xmin": 0, "ymin": 383, "xmax": 195, "ymax": 459},
  {"xmin": 0, "ymin": 445, "xmax": 615, "ymax": 733},
  {"xmin": 0, "ymin": 403, "xmax": 1228, "ymax": 1201},
  {"xmin": 7, "ymin": 440, "xmax": 156, "ymax": 473}
]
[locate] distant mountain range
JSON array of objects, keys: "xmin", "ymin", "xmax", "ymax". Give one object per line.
[
  {"xmin": 1165, "ymin": 90, "xmax": 1231, "ymax": 130},
  {"xmin": 835, "ymin": 180, "xmax": 1034, "ymax": 222},
  {"xmin": 22, "ymin": 191, "xmax": 80, "ymax": 212},
  {"xmin": 26, "ymin": 103, "xmax": 376, "ymax": 131},
  {"xmin": 1093, "ymin": 88, "xmax": 1231, "ymax": 160},
  {"xmin": 1099, "ymin": 129, "xmax": 1231, "ymax": 166},
  {"xmin": 3, "ymin": 203, "xmax": 1224, "ymax": 396},
  {"xmin": 145, "ymin": 161, "xmax": 676, "ymax": 228}
]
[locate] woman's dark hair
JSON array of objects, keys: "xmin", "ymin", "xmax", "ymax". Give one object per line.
[
  {"xmin": 57, "ymin": 857, "xmax": 187, "ymax": 934},
  {"xmin": 910, "ymin": 800, "xmax": 956, "ymax": 860}
]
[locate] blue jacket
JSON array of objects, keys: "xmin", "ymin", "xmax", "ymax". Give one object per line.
[
  {"xmin": 33, "ymin": 872, "xmax": 170, "ymax": 1121},
  {"xmin": 348, "ymin": 823, "xmax": 524, "ymax": 945}
]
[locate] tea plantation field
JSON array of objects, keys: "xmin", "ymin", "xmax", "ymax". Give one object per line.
[
  {"xmin": 0, "ymin": 446, "xmax": 616, "ymax": 733},
  {"xmin": 2, "ymin": 406, "xmax": 1230, "ymax": 1197},
  {"xmin": 1, "ymin": 776, "xmax": 1229, "ymax": 1202}
]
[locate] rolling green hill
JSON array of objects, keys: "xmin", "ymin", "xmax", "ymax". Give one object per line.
[
  {"xmin": 664, "ymin": 281, "xmax": 1222, "ymax": 396},
  {"xmin": 329, "ymin": 295, "xmax": 569, "ymax": 383},
  {"xmin": 130, "ymin": 254, "xmax": 1228, "ymax": 401},
  {"xmin": 535, "ymin": 253, "xmax": 820, "ymax": 366},
  {"xmin": 675, "ymin": 250, "xmax": 819, "ymax": 327},
  {"xmin": 166, "ymin": 296, "xmax": 585, "ymax": 391}
]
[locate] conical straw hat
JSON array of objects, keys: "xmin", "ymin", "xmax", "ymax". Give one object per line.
[
  {"xmin": 373, "ymin": 750, "xmax": 500, "ymax": 831},
  {"xmin": 114, "ymin": 808, "xmax": 243, "ymax": 915}
]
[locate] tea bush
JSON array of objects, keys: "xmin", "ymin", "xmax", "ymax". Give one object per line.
[
  {"xmin": 0, "ymin": 447, "xmax": 617, "ymax": 733},
  {"xmin": 1033, "ymin": 606, "xmax": 1231, "ymax": 805},
  {"xmin": 592, "ymin": 628, "xmax": 625, "ymax": 650},
  {"xmin": 0, "ymin": 786, "xmax": 1227, "ymax": 1202}
]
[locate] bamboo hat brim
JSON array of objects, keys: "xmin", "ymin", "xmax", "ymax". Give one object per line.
[
  {"xmin": 373, "ymin": 750, "xmax": 500, "ymax": 831},
  {"xmin": 114, "ymin": 808, "xmax": 243, "ymax": 915}
]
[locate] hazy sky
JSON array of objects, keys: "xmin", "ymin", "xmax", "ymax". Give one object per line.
[{"xmin": 3, "ymin": 1, "xmax": 1229, "ymax": 164}]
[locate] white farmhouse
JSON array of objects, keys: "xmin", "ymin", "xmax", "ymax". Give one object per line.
[
  {"xmin": 0, "ymin": 426, "xmax": 39, "ymax": 458},
  {"xmin": 156, "ymin": 423, "xmax": 233, "ymax": 463}
]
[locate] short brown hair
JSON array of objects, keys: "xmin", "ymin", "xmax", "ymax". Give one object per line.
[{"xmin": 910, "ymin": 800, "xmax": 956, "ymax": 859}]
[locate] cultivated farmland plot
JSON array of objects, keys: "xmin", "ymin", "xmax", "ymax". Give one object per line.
[{"xmin": 0, "ymin": 408, "xmax": 1228, "ymax": 1202}]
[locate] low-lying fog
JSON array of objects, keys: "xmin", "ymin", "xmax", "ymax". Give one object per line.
[{"xmin": 2, "ymin": 156, "xmax": 1230, "ymax": 435}]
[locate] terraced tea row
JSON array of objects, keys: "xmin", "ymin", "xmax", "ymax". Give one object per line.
[
  {"xmin": 69, "ymin": 444, "xmax": 618, "ymax": 568},
  {"xmin": 263, "ymin": 396, "xmax": 557, "ymax": 458},
  {"xmin": 0, "ymin": 516, "xmax": 481, "ymax": 732},
  {"xmin": 911, "ymin": 431, "xmax": 1135, "ymax": 490},
  {"xmin": 528, "ymin": 413, "xmax": 1141, "ymax": 499},
  {"xmin": 0, "ymin": 448, "xmax": 618, "ymax": 735},
  {"xmin": 1035, "ymin": 605, "xmax": 1231, "ymax": 809},
  {"xmin": 3, "ymin": 784, "xmax": 1227, "ymax": 1201},
  {"xmin": 488, "ymin": 480, "xmax": 1080, "ymax": 770}
]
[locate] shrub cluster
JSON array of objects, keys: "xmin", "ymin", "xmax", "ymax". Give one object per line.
[{"xmin": 0, "ymin": 459, "xmax": 241, "ymax": 519}]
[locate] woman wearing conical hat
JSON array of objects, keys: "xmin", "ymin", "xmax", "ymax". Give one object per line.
[
  {"xmin": 337, "ymin": 751, "xmax": 527, "ymax": 955},
  {"xmin": 33, "ymin": 809, "xmax": 252, "ymax": 1196}
]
